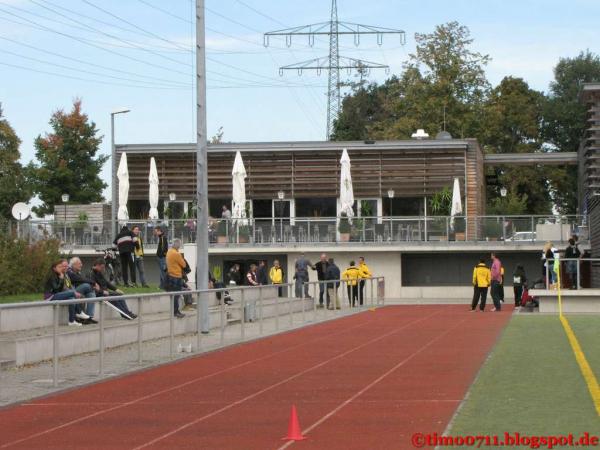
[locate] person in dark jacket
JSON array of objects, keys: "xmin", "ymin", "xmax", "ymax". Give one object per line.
[
  {"xmin": 44, "ymin": 259, "xmax": 89, "ymax": 326},
  {"xmin": 226, "ymin": 264, "xmax": 242, "ymax": 286},
  {"xmin": 564, "ymin": 238, "xmax": 581, "ymax": 289},
  {"xmin": 67, "ymin": 257, "xmax": 98, "ymax": 323},
  {"xmin": 114, "ymin": 225, "xmax": 136, "ymax": 287},
  {"xmin": 325, "ymin": 258, "xmax": 341, "ymax": 310},
  {"xmin": 154, "ymin": 226, "xmax": 168, "ymax": 289},
  {"xmin": 512, "ymin": 264, "xmax": 527, "ymax": 307},
  {"xmin": 257, "ymin": 260, "xmax": 269, "ymax": 285},
  {"xmin": 313, "ymin": 253, "xmax": 329, "ymax": 308},
  {"xmin": 89, "ymin": 259, "xmax": 137, "ymax": 319}
]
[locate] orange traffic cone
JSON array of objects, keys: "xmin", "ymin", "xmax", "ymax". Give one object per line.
[{"xmin": 282, "ymin": 405, "xmax": 307, "ymax": 441}]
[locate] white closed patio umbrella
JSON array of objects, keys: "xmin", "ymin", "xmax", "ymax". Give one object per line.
[
  {"xmin": 450, "ymin": 177, "xmax": 462, "ymax": 229},
  {"xmin": 117, "ymin": 152, "xmax": 129, "ymax": 223},
  {"xmin": 148, "ymin": 157, "xmax": 159, "ymax": 220},
  {"xmin": 339, "ymin": 148, "xmax": 354, "ymax": 223},
  {"xmin": 231, "ymin": 151, "xmax": 247, "ymax": 225}
]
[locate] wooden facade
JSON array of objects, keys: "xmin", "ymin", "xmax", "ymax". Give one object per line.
[{"xmin": 118, "ymin": 139, "xmax": 484, "ymax": 216}]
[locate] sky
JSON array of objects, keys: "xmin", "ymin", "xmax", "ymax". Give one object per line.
[{"xmin": 0, "ymin": 0, "xmax": 599, "ymax": 200}]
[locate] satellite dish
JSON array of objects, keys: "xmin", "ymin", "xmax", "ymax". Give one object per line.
[{"xmin": 11, "ymin": 202, "xmax": 31, "ymax": 221}]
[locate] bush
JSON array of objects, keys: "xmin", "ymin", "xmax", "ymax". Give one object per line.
[{"xmin": 0, "ymin": 237, "xmax": 62, "ymax": 296}]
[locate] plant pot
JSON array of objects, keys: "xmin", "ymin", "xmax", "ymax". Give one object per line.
[
  {"xmin": 238, "ymin": 235, "xmax": 249, "ymax": 244},
  {"xmin": 217, "ymin": 235, "xmax": 228, "ymax": 244},
  {"xmin": 455, "ymin": 232, "xmax": 465, "ymax": 241},
  {"xmin": 339, "ymin": 233, "xmax": 350, "ymax": 242}
]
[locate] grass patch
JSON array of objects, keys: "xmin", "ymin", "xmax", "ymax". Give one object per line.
[
  {"xmin": 448, "ymin": 315, "xmax": 600, "ymax": 442},
  {"xmin": 0, "ymin": 286, "xmax": 162, "ymax": 304}
]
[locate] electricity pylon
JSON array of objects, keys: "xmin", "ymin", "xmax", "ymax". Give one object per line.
[{"xmin": 264, "ymin": 0, "xmax": 405, "ymax": 140}]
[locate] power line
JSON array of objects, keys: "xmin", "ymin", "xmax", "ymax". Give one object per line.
[
  {"xmin": 0, "ymin": 9, "xmax": 192, "ymax": 76},
  {"xmin": 81, "ymin": 0, "xmax": 190, "ymax": 52},
  {"xmin": 26, "ymin": 0, "xmax": 192, "ymax": 68},
  {"xmin": 0, "ymin": 47, "xmax": 192, "ymax": 88},
  {"xmin": 0, "ymin": 35, "xmax": 190, "ymax": 86},
  {"xmin": 0, "ymin": 60, "xmax": 190, "ymax": 89},
  {"xmin": 136, "ymin": 0, "xmax": 190, "ymax": 23}
]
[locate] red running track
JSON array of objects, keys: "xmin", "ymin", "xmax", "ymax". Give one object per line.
[{"xmin": 0, "ymin": 305, "xmax": 512, "ymax": 449}]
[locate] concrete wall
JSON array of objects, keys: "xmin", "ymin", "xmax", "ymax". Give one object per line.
[{"xmin": 402, "ymin": 251, "xmax": 544, "ymax": 287}]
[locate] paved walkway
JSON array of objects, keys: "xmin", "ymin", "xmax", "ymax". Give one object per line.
[{"xmin": 0, "ymin": 305, "xmax": 368, "ymax": 407}]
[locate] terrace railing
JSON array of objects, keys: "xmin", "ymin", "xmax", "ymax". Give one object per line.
[{"xmin": 6, "ymin": 215, "xmax": 588, "ymax": 248}]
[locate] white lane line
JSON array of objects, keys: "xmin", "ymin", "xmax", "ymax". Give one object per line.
[{"xmin": 131, "ymin": 310, "xmax": 443, "ymax": 450}]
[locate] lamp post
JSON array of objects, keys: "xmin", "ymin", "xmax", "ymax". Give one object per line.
[
  {"xmin": 387, "ymin": 189, "xmax": 394, "ymax": 240},
  {"xmin": 61, "ymin": 193, "xmax": 69, "ymax": 243},
  {"xmin": 277, "ymin": 190, "xmax": 285, "ymax": 241},
  {"xmin": 111, "ymin": 108, "xmax": 131, "ymax": 239},
  {"xmin": 169, "ymin": 192, "xmax": 177, "ymax": 236}
]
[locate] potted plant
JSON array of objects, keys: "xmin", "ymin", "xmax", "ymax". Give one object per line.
[
  {"xmin": 216, "ymin": 220, "xmax": 228, "ymax": 244},
  {"xmin": 338, "ymin": 213, "xmax": 351, "ymax": 242},
  {"xmin": 238, "ymin": 224, "xmax": 250, "ymax": 243},
  {"xmin": 453, "ymin": 217, "xmax": 466, "ymax": 241}
]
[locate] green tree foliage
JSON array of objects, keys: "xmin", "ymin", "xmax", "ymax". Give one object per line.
[
  {"xmin": 543, "ymin": 51, "xmax": 600, "ymax": 214},
  {"xmin": 27, "ymin": 99, "xmax": 107, "ymax": 216},
  {"xmin": 482, "ymin": 77, "xmax": 551, "ymax": 214},
  {"xmin": 0, "ymin": 237, "xmax": 61, "ymax": 295},
  {"xmin": 0, "ymin": 105, "xmax": 31, "ymax": 219},
  {"xmin": 333, "ymin": 22, "xmax": 490, "ymax": 141}
]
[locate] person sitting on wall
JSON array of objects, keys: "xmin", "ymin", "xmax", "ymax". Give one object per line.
[
  {"xmin": 89, "ymin": 259, "xmax": 137, "ymax": 320},
  {"xmin": 66, "ymin": 257, "xmax": 99, "ymax": 324},
  {"xmin": 44, "ymin": 259, "xmax": 90, "ymax": 327}
]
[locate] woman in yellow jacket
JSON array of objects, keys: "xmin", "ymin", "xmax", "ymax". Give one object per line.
[
  {"xmin": 358, "ymin": 256, "xmax": 372, "ymax": 306},
  {"xmin": 342, "ymin": 261, "xmax": 361, "ymax": 307},
  {"xmin": 269, "ymin": 259, "xmax": 284, "ymax": 297},
  {"xmin": 471, "ymin": 258, "xmax": 491, "ymax": 312}
]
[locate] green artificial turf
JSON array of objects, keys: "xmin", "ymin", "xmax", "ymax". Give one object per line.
[
  {"xmin": 448, "ymin": 315, "xmax": 600, "ymax": 445},
  {"xmin": 0, "ymin": 285, "xmax": 162, "ymax": 304}
]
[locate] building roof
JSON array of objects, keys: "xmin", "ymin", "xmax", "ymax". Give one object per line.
[{"xmin": 115, "ymin": 139, "xmax": 473, "ymax": 154}]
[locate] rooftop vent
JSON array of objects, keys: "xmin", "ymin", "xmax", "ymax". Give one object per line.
[
  {"xmin": 411, "ymin": 129, "xmax": 429, "ymax": 140},
  {"xmin": 435, "ymin": 130, "xmax": 453, "ymax": 140}
]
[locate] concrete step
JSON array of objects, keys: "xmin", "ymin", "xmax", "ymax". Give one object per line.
[
  {"xmin": 0, "ymin": 286, "xmax": 282, "ymax": 333},
  {"xmin": 0, "ymin": 296, "xmax": 312, "ymax": 367},
  {"xmin": 0, "ymin": 359, "xmax": 15, "ymax": 369}
]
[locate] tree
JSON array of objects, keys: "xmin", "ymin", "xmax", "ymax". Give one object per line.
[
  {"xmin": 333, "ymin": 22, "xmax": 491, "ymax": 141},
  {"xmin": 542, "ymin": 51, "xmax": 600, "ymax": 214},
  {"xmin": 0, "ymin": 104, "xmax": 31, "ymax": 219},
  {"xmin": 27, "ymin": 99, "xmax": 107, "ymax": 216},
  {"xmin": 482, "ymin": 77, "xmax": 552, "ymax": 214}
]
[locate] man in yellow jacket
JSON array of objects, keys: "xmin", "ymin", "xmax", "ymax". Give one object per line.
[
  {"xmin": 471, "ymin": 258, "xmax": 491, "ymax": 312},
  {"xmin": 342, "ymin": 261, "xmax": 361, "ymax": 307},
  {"xmin": 166, "ymin": 239, "xmax": 186, "ymax": 318},
  {"xmin": 269, "ymin": 259, "xmax": 284, "ymax": 297},
  {"xmin": 358, "ymin": 256, "xmax": 372, "ymax": 306}
]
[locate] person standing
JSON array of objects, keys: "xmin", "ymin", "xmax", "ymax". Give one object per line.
[
  {"xmin": 326, "ymin": 258, "xmax": 341, "ymax": 310},
  {"xmin": 499, "ymin": 266, "xmax": 505, "ymax": 303},
  {"xmin": 471, "ymin": 258, "xmax": 490, "ymax": 311},
  {"xmin": 257, "ymin": 260, "xmax": 269, "ymax": 285},
  {"xmin": 358, "ymin": 256, "xmax": 372, "ymax": 306},
  {"xmin": 564, "ymin": 238, "xmax": 581, "ymax": 289},
  {"xmin": 313, "ymin": 253, "xmax": 329, "ymax": 308},
  {"xmin": 132, "ymin": 226, "xmax": 149, "ymax": 288},
  {"xmin": 490, "ymin": 253, "xmax": 503, "ymax": 311},
  {"xmin": 294, "ymin": 253, "xmax": 313, "ymax": 298},
  {"xmin": 269, "ymin": 259, "xmax": 284, "ymax": 297},
  {"xmin": 222, "ymin": 205, "xmax": 232, "ymax": 220},
  {"xmin": 166, "ymin": 239, "xmax": 186, "ymax": 318},
  {"xmin": 342, "ymin": 261, "xmax": 360, "ymax": 307},
  {"xmin": 155, "ymin": 226, "xmax": 168, "ymax": 289},
  {"xmin": 114, "ymin": 225, "xmax": 136, "ymax": 287},
  {"xmin": 245, "ymin": 263, "xmax": 258, "ymax": 322},
  {"xmin": 227, "ymin": 263, "xmax": 242, "ymax": 286},
  {"xmin": 512, "ymin": 264, "xmax": 527, "ymax": 307}
]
